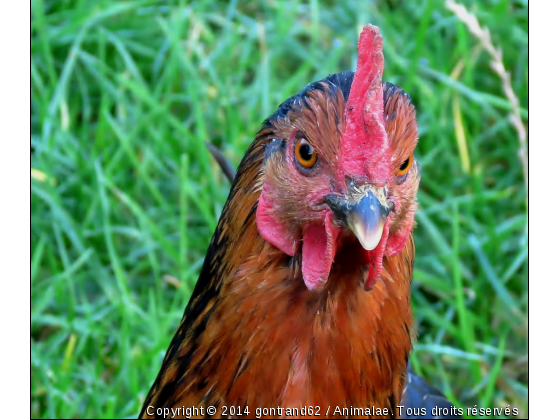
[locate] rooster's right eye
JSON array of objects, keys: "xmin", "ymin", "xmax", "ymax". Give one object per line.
[{"xmin": 295, "ymin": 138, "xmax": 317, "ymax": 169}]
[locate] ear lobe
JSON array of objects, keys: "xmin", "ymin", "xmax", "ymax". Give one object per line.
[
  {"xmin": 385, "ymin": 216, "xmax": 413, "ymax": 257},
  {"xmin": 256, "ymin": 179, "xmax": 299, "ymax": 256}
]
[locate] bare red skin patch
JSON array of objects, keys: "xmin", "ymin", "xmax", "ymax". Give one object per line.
[{"xmin": 256, "ymin": 180, "xmax": 298, "ymax": 257}]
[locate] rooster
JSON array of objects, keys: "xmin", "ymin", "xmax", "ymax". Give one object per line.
[{"xmin": 140, "ymin": 25, "xmax": 459, "ymax": 419}]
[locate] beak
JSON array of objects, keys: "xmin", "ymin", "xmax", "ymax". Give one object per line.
[{"xmin": 325, "ymin": 185, "xmax": 392, "ymax": 251}]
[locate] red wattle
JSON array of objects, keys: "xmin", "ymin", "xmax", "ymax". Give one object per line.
[
  {"xmin": 302, "ymin": 212, "xmax": 339, "ymax": 291},
  {"xmin": 364, "ymin": 220, "xmax": 391, "ymax": 290}
]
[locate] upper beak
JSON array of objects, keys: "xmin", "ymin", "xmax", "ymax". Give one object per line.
[{"xmin": 325, "ymin": 185, "xmax": 392, "ymax": 251}]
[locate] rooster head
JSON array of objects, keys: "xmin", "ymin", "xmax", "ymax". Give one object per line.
[{"xmin": 256, "ymin": 25, "xmax": 419, "ymax": 291}]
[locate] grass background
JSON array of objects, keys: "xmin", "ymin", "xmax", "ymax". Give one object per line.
[{"xmin": 30, "ymin": 0, "xmax": 528, "ymax": 418}]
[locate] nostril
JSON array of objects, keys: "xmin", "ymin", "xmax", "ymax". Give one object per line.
[{"xmin": 324, "ymin": 194, "xmax": 348, "ymax": 224}]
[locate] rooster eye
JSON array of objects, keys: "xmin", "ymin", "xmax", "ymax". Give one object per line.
[
  {"xmin": 295, "ymin": 138, "xmax": 317, "ymax": 169},
  {"xmin": 396, "ymin": 153, "xmax": 413, "ymax": 181}
]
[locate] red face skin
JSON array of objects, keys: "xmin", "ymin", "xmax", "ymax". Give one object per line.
[{"xmin": 257, "ymin": 25, "xmax": 419, "ymax": 292}]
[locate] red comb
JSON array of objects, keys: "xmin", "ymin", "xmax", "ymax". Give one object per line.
[{"xmin": 340, "ymin": 25, "xmax": 389, "ymax": 182}]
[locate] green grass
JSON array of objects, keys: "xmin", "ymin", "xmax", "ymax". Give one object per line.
[{"xmin": 31, "ymin": 0, "xmax": 528, "ymax": 418}]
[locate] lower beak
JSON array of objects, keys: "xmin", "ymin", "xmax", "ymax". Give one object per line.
[{"xmin": 325, "ymin": 186, "xmax": 391, "ymax": 251}]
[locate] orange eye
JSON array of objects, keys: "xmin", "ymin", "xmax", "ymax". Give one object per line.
[
  {"xmin": 396, "ymin": 153, "xmax": 414, "ymax": 178},
  {"xmin": 295, "ymin": 138, "xmax": 317, "ymax": 169}
]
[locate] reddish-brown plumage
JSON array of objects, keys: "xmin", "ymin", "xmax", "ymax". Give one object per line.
[{"xmin": 140, "ymin": 25, "xmax": 421, "ymax": 419}]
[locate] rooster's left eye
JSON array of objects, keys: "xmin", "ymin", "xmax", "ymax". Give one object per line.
[
  {"xmin": 295, "ymin": 138, "xmax": 317, "ymax": 169},
  {"xmin": 396, "ymin": 153, "xmax": 413, "ymax": 181}
]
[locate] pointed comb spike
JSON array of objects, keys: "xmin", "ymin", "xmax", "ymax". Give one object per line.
[
  {"xmin": 346, "ymin": 25, "xmax": 383, "ymax": 113},
  {"xmin": 340, "ymin": 25, "xmax": 389, "ymax": 181}
]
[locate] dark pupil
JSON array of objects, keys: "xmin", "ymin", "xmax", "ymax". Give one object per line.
[
  {"xmin": 299, "ymin": 143, "xmax": 314, "ymax": 161},
  {"xmin": 399, "ymin": 158, "xmax": 410, "ymax": 171}
]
